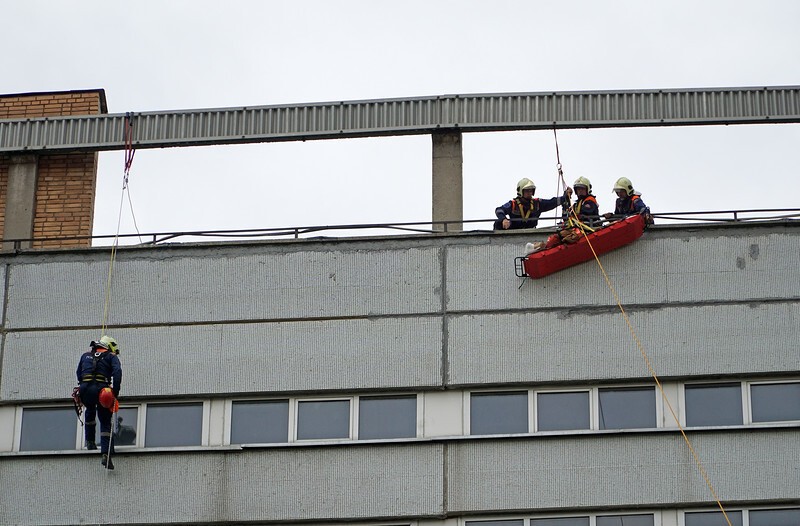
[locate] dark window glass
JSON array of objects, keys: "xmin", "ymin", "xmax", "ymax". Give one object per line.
[
  {"xmin": 20, "ymin": 407, "xmax": 76, "ymax": 451},
  {"xmin": 466, "ymin": 521, "xmax": 524, "ymax": 526},
  {"xmin": 470, "ymin": 391, "xmax": 528, "ymax": 435},
  {"xmin": 598, "ymin": 387, "xmax": 656, "ymax": 430},
  {"xmin": 231, "ymin": 400, "xmax": 289, "ymax": 444},
  {"xmin": 597, "ymin": 514, "xmax": 654, "ymax": 526},
  {"xmin": 750, "ymin": 508, "xmax": 800, "ymax": 526},
  {"xmin": 113, "ymin": 407, "xmax": 138, "ymax": 446},
  {"xmin": 92, "ymin": 407, "xmax": 138, "ymax": 445},
  {"xmin": 685, "ymin": 384, "xmax": 742, "ymax": 426},
  {"xmin": 530, "ymin": 517, "xmax": 589, "ymax": 526},
  {"xmin": 537, "ymin": 392, "xmax": 590, "ymax": 431},
  {"xmin": 751, "ymin": 383, "xmax": 800, "ymax": 422},
  {"xmin": 297, "ymin": 399, "xmax": 350, "ymax": 440},
  {"xmin": 145, "ymin": 403, "xmax": 203, "ymax": 447},
  {"xmin": 359, "ymin": 395, "xmax": 416, "ymax": 440},
  {"xmin": 684, "ymin": 510, "xmax": 742, "ymax": 526}
]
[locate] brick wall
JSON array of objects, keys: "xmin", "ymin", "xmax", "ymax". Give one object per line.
[
  {"xmin": 0, "ymin": 90, "xmax": 105, "ymax": 118},
  {"xmin": 32, "ymin": 154, "xmax": 98, "ymax": 248},
  {"xmin": 0, "ymin": 90, "xmax": 106, "ymax": 248}
]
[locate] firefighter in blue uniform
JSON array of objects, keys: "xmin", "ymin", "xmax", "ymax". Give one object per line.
[
  {"xmin": 76, "ymin": 335, "xmax": 122, "ymax": 469},
  {"xmin": 495, "ymin": 178, "xmax": 572, "ymax": 230},
  {"xmin": 567, "ymin": 176, "xmax": 601, "ymax": 227},
  {"xmin": 604, "ymin": 177, "xmax": 650, "ymax": 219}
]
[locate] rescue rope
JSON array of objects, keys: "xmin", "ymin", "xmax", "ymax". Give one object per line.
[
  {"xmin": 565, "ymin": 206, "xmax": 734, "ymax": 526},
  {"xmin": 100, "ymin": 114, "xmax": 136, "ymax": 336},
  {"xmin": 548, "ymin": 124, "xmax": 731, "ymax": 524}
]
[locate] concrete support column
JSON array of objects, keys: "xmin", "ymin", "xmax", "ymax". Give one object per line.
[
  {"xmin": 2, "ymin": 155, "xmax": 39, "ymax": 251},
  {"xmin": 432, "ymin": 131, "xmax": 463, "ymax": 232}
]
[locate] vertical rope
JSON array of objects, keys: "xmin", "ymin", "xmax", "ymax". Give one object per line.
[
  {"xmin": 568, "ymin": 212, "xmax": 733, "ymax": 526},
  {"xmin": 100, "ymin": 114, "xmax": 135, "ymax": 336},
  {"xmin": 551, "ymin": 125, "xmax": 731, "ymax": 525}
]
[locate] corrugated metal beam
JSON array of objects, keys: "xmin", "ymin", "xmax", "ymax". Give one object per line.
[{"xmin": 1, "ymin": 86, "xmax": 799, "ymax": 153}]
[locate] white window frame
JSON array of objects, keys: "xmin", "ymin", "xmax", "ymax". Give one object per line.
[
  {"xmin": 534, "ymin": 388, "xmax": 592, "ymax": 433},
  {"xmin": 14, "ymin": 404, "xmax": 77, "ymax": 452},
  {"xmin": 464, "ymin": 388, "xmax": 531, "ymax": 436},
  {"xmin": 679, "ymin": 381, "xmax": 746, "ymax": 428},
  {"xmin": 461, "ymin": 512, "xmax": 661, "ymax": 526},
  {"xmin": 745, "ymin": 379, "xmax": 800, "ymax": 425},
  {"xmin": 140, "ymin": 400, "xmax": 210, "ymax": 448},
  {"xmin": 594, "ymin": 384, "xmax": 661, "ymax": 431},
  {"xmin": 223, "ymin": 397, "xmax": 291, "ymax": 445},
  {"xmin": 293, "ymin": 396, "xmax": 354, "ymax": 442},
  {"xmin": 679, "ymin": 507, "xmax": 744, "ymax": 526},
  {"xmin": 355, "ymin": 393, "xmax": 421, "ymax": 441}
]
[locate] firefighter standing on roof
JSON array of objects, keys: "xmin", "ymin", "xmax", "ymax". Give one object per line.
[
  {"xmin": 76, "ymin": 335, "xmax": 122, "ymax": 469},
  {"xmin": 604, "ymin": 177, "xmax": 651, "ymax": 220},
  {"xmin": 568, "ymin": 176, "xmax": 600, "ymax": 227},
  {"xmin": 495, "ymin": 178, "xmax": 572, "ymax": 230}
]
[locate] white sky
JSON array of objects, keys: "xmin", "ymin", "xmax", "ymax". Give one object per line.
[{"xmin": 3, "ymin": 1, "xmax": 799, "ymax": 241}]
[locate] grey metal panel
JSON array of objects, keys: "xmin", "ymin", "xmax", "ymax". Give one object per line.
[
  {"xmin": 447, "ymin": 302, "xmax": 800, "ymax": 386},
  {"xmin": 5, "ymin": 245, "xmax": 441, "ymax": 329},
  {"xmin": 446, "ymin": 429, "xmax": 799, "ymax": 512},
  {"xmin": 0, "ymin": 443, "xmax": 444, "ymax": 525},
  {"xmin": 2, "ymin": 316, "xmax": 443, "ymax": 401},
  {"xmin": 1, "ymin": 86, "xmax": 798, "ymax": 153},
  {"xmin": 445, "ymin": 228, "xmax": 800, "ymax": 312}
]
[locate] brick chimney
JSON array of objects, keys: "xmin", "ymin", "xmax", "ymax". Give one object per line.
[{"xmin": 0, "ymin": 89, "xmax": 107, "ymax": 249}]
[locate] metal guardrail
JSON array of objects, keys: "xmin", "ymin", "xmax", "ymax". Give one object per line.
[
  {"xmin": 1, "ymin": 86, "xmax": 799, "ymax": 153},
  {"xmin": 1, "ymin": 209, "xmax": 799, "ymax": 251}
]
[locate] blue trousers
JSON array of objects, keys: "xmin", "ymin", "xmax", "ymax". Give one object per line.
[{"xmin": 79, "ymin": 383, "xmax": 114, "ymax": 455}]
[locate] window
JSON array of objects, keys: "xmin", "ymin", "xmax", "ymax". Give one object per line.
[
  {"xmin": 89, "ymin": 406, "xmax": 139, "ymax": 446},
  {"xmin": 598, "ymin": 387, "xmax": 656, "ymax": 430},
  {"xmin": 530, "ymin": 518, "xmax": 589, "ymax": 526},
  {"xmin": 597, "ymin": 514, "xmax": 654, "ymax": 526},
  {"xmin": 230, "ymin": 400, "xmax": 289, "ymax": 444},
  {"xmin": 297, "ymin": 399, "xmax": 350, "ymax": 440},
  {"xmin": 358, "ymin": 395, "xmax": 416, "ymax": 440},
  {"xmin": 684, "ymin": 383, "xmax": 743, "ymax": 426},
  {"xmin": 684, "ymin": 510, "xmax": 742, "ymax": 526},
  {"xmin": 466, "ymin": 521, "xmax": 524, "ymax": 526},
  {"xmin": 750, "ymin": 382, "xmax": 800, "ymax": 423},
  {"xmin": 144, "ymin": 402, "xmax": 203, "ymax": 447},
  {"xmin": 749, "ymin": 508, "xmax": 800, "ymax": 525},
  {"xmin": 19, "ymin": 407, "xmax": 76, "ymax": 451},
  {"xmin": 470, "ymin": 391, "xmax": 528, "ymax": 435},
  {"xmin": 537, "ymin": 391, "xmax": 590, "ymax": 431}
]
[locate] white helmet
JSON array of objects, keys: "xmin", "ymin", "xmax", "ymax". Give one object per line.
[
  {"xmin": 613, "ymin": 177, "xmax": 634, "ymax": 196},
  {"xmin": 573, "ymin": 176, "xmax": 592, "ymax": 193},
  {"xmin": 516, "ymin": 178, "xmax": 536, "ymax": 196}
]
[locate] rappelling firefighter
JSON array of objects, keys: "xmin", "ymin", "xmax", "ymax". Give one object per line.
[
  {"xmin": 75, "ymin": 335, "xmax": 122, "ymax": 469},
  {"xmin": 495, "ymin": 178, "xmax": 572, "ymax": 230}
]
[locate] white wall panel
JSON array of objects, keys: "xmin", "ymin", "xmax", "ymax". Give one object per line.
[
  {"xmin": 446, "ymin": 429, "xmax": 799, "ymax": 512},
  {"xmin": 447, "ymin": 302, "xmax": 800, "ymax": 386},
  {"xmin": 2, "ymin": 316, "xmax": 443, "ymax": 401},
  {"xmin": 5, "ymin": 246, "xmax": 441, "ymax": 329},
  {"xmin": 0, "ymin": 444, "xmax": 444, "ymax": 525}
]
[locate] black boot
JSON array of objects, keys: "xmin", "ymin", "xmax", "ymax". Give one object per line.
[
  {"xmin": 86, "ymin": 440, "xmax": 97, "ymax": 450},
  {"xmin": 100, "ymin": 454, "xmax": 115, "ymax": 470}
]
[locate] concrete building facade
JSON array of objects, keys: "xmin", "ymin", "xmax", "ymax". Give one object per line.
[{"xmin": 0, "ymin": 220, "xmax": 798, "ymax": 525}]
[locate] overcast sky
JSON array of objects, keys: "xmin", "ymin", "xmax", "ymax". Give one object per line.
[{"xmin": 3, "ymin": 1, "xmax": 799, "ymax": 242}]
